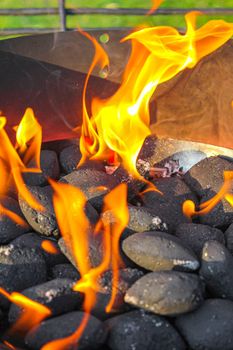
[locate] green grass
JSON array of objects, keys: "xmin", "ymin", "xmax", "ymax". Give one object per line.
[{"xmin": 0, "ymin": 0, "xmax": 232, "ymax": 39}]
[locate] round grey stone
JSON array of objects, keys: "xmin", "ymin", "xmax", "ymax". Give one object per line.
[
  {"xmin": 0, "ymin": 195, "xmax": 30, "ymax": 244},
  {"xmin": 125, "ymin": 271, "xmax": 204, "ymax": 316},
  {"xmin": 199, "ymin": 240, "xmax": 233, "ymax": 299},
  {"xmin": 175, "ymin": 223, "xmax": 225, "ymax": 257},
  {"xmin": 105, "ymin": 309, "xmax": 186, "ymax": 350},
  {"xmin": 175, "ymin": 299, "xmax": 233, "ymax": 350},
  {"xmin": 8, "ymin": 278, "xmax": 83, "ymax": 323},
  {"xmin": 25, "ymin": 311, "xmax": 107, "ymax": 350},
  {"xmin": 122, "ymin": 231, "xmax": 199, "ymax": 272}
]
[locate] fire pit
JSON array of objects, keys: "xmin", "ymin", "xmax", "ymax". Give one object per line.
[{"xmin": 0, "ymin": 8, "xmax": 233, "ymax": 350}]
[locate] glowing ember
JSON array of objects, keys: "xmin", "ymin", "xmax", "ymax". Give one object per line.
[{"xmin": 41, "ymin": 240, "xmax": 59, "ymax": 254}]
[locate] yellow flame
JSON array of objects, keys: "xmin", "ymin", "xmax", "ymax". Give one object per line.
[
  {"xmin": 0, "ymin": 115, "xmax": 43, "ymax": 211},
  {"xmin": 15, "ymin": 107, "xmax": 42, "ymax": 168},
  {"xmin": 79, "ymin": 13, "xmax": 233, "ymax": 179}
]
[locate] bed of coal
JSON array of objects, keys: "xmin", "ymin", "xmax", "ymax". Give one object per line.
[{"xmin": 1, "ymin": 136, "xmax": 233, "ymax": 350}]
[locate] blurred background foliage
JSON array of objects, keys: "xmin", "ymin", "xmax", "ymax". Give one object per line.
[{"xmin": 0, "ymin": 0, "xmax": 232, "ymax": 38}]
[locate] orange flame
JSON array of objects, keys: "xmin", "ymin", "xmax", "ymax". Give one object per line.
[
  {"xmin": 148, "ymin": 0, "xmax": 164, "ymax": 15},
  {"xmin": 183, "ymin": 171, "xmax": 233, "ymax": 218},
  {"xmin": 0, "ymin": 202, "xmax": 28, "ymax": 227},
  {"xmin": 79, "ymin": 13, "xmax": 233, "ymax": 179},
  {"xmin": 41, "ymin": 240, "xmax": 59, "ymax": 254},
  {"xmin": 0, "ymin": 288, "xmax": 51, "ymax": 335},
  {"xmin": 45, "ymin": 181, "xmax": 128, "ymax": 349}
]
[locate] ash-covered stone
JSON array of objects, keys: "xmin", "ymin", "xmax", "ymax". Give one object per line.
[
  {"xmin": 122, "ymin": 231, "xmax": 199, "ymax": 272},
  {"xmin": 0, "ymin": 245, "xmax": 47, "ymax": 307},
  {"xmin": 136, "ymin": 135, "xmax": 157, "ymax": 176},
  {"xmin": 112, "ymin": 166, "xmax": 145, "ymax": 200},
  {"xmin": 102, "ymin": 206, "xmax": 167, "ymax": 238},
  {"xmin": 142, "ymin": 177, "xmax": 198, "ymax": 232},
  {"xmin": 18, "ymin": 185, "xmax": 58, "ymax": 237},
  {"xmin": 11, "ymin": 232, "xmax": 67, "ymax": 267},
  {"xmin": 91, "ymin": 268, "xmax": 144, "ymax": 319},
  {"xmin": 25, "ymin": 311, "xmax": 107, "ymax": 350},
  {"xmin": 199, "ymin": 240, "xmax": 233, "ymax": 300},
  {"xmin": 127, "ymin": 205, "xmax": 167, "ymax": 233},
  {"xmin": 8, "ymin": 278, "xmax": 83, "ymax": 324},
  {"xmin": 184, "ymin": 156, "xmax": 233, "ymax": 197},
  {"xmin": 105, "ymin": 309, "xmax": 186, "ymax": 350},
  {"xmin": 175, "ymin": 299, "xmax": 233, "ymax": 350},
  {"xmin": 59, "ymin": 144, "xmax": 82, "ymax": 174},
  {"xmin": 225, "ymin": 223, "xmax": 233, "ymax": 254},
  {"xmin": 51, "ymin": 264, "xmax": 80, "ymax": 281},
  {"xmin": 60, "ymin": 168, "xmax": 118, "ymax": 211},
  {"xmin": 58, "ymin": 231, "xmax": 103, "ymax": 270},
  {"xmin": 125, "ymin": 271, "xmax": 204, "ymax": 316},
  {"xmin": 0, "ymin": 196, "xmax": 30, "ymax": 244},
  {"xmin": 23, "ymin": 150, "xmax": 60, "ymax": 186},
  {"xmin": 175, "ymin": 223, "xmax": 225, "ymax": 257}
]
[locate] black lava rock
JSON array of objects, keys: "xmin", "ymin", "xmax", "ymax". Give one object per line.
[
  {"xmin": 199, "ymin": 190, "xmax": 233, "ymax": 228},
  {"xmin": 60, "ymin": 168, "xmax": 118, "ymax": 210},
  {"xmin": 199, "ymin": 240, "xmax": 233, "ymax": 299},
  {"xmin": 0, "ymin": 245, "xmax": 47, "ymax": 307},
  {"xmin": 51, "ymin": 264, "xmax": 80, "ymax": 281},
  {"xmin": 183, "ymin": 156, "xmax": 233, "ymax": 197},
  {"xmin": 24, "ymin": 150, "xmax": 60, "ymax": 186},
  {"xmin": 225, "ymin": 223, "xmax": 233, "ymax": 254},
  {"xmin": 142, "ymin": 177, "xmax": 198, "ymax": 232},
  {"xmin": 175, "ymin": 223, "xmax": 225, "ymax": 257},
  {"xmin": 42, "ymin": 139, "xmax": 79, "ymax": 154},
  {"xmin": 25, "ymin": 311, "xmax": 107, "ymax": 350},
  {"xmin": 8, "ymin": 278, "xmax": 83, "ymax": 324},
  {"xmin": 11, "ymin": 232, "xmax": 67, "ymax": 267},
  {"xmin": 91, "ymin": 268, "xmax": 144, "ymax": 319},
  {"xmin": 105, "ymin": 309, "xmax": 186, "ymax": 350},
  {"xmin": 0, "ymin": 196, "xmax": 30, "ymax": 244},
  {"xmin": 175, "ymin": 299, "xmax": 233, "ymax": 350},
  {"xmin": 111, "ymin": 165, "xmax": 145, "ymax": 201},
  {"xmin": 184, "ymin": 157, "xmax": 233, "ymax": 228},
  {"xmin": 122, "ymin": 231, "xmax": 199, "ymax": 272},
  {"xmin": 18, "ymin": 185, "xmax": 58, "ymax": 237},
  {"xmin": 59, "ymin": 144, "xmax": 82, "ymax": 174},
  {"xmin": 125, "ymin": 271, "xmax": 204, "ymax": 316}
]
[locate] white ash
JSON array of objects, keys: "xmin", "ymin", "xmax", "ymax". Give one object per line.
[
  {"xmin": 149, "ymin": 159, "xmax": 183, "ymax": 178},
  {"xmin": 44, "ymin": 289, "xmax": 58, "ymax": 302},
  {"xmin": 0, "ymin": 244, "xmax": 14, "ymax": 256}
]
